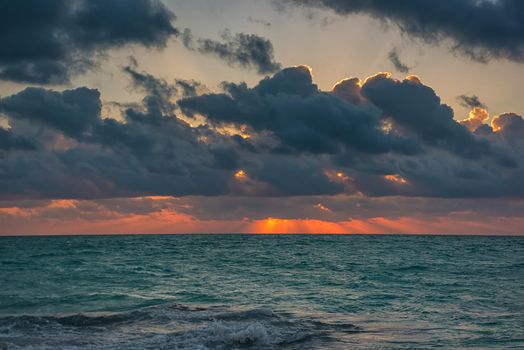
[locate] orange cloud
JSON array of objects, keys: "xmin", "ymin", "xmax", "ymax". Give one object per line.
[
  {"xmin": 461, "ymin": 107, "xmax": 489, "ymax": 132},
  {"xmin": 244, "ymin": 216, "xmax": 523, "ymax": 235},
  {"xmin": 47, "ymin": 199, "xmax": 78, "ymax": 209},
  {"xmin": 1, "ymin": 197, "xmax": 523, "ymax": 236},
  {"xmin": 324, "ymin": 170, "xmax": 349, "ymax": 183},
  {"xmin": 234, "ymin": 169, "xmax": 248, "ymax": 180},
  {"xmin": 384, "ymin": 174, "xmax": 408, "ymax": 185}
]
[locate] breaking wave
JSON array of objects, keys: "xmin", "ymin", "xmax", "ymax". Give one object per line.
[{"xmin": 0, "ymin": 303, "xmax": 361, "ymax": 349}]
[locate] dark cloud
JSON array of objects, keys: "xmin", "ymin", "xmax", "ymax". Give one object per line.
[
  {"xmin": 175, "ymin": 79, "xmax": 207, "ymax": 98},
  {"xmin": 0, "ymin": 90, "xmax": 233, "ymax": 200},
  {"xmin": 1, "ymin": 66, "xmax": 524, "ymax": 201},
  {"xmin": 123, "ymin": 60, "xmax": 206, "ymax": 102},
  {"xmin": 181, "ymin": 29, "xmax": 281, "ymax": 74},
  {"xmin": 180, "ymin": 66, "xmax": 524, "ymax": 198},
  {"xmin": 388, "ymin": 48, "xmax": 410, "ymax": 73},
  {"xmin": 248, "ymin": 17, "xmax": 272, "ymax": 28},
  {"xmin": 180, "ymin": 66, "xmax": 420, "ymax": 156},
  {"xmin": 278, "ymin": 0, "xmax": 524, "ymax": 63},
  {"xmin": 492, "ymin": 113, "xmax": 524, "ymax": 139},
  {"xmin": 360, "ymin": 73, "xmax": 491, "ymax": 159},
  {"xmin": 331, "ymin": 77, "xmax": 365, "ymax": 105},
  {"xmin": 123, "ymin": 62, "xmax": 178, "ymax": 116},
  {"xmin": 0, "ymin": 128, "xmax": 36, "ymax": 151},
  {"xmin": 181, "ymin": 66, "xmax": 496, "ymax": 160},
  {"xmin": 458, "ymin": 94, "xmax": 487, "ymax": 110},
  {"xmin": 0, "ymin": 0, "xmax": 177, "ymax": 84},
  {"xmin": 0, "ymin": 87, "xmax": 101, "ymax": 137}
]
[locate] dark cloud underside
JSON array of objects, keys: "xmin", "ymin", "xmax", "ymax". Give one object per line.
[{"xmin": 1, "ymin": 65, "xmax": 523, "ymax": 200}]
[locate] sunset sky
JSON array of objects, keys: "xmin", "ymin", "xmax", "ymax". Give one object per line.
[{"xmin": 1, "ymin": 0, "xmax": 524, "ymax": 235}]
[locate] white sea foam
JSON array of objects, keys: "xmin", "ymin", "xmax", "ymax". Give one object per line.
[{"xmin": 0, "ymin": 303, "xmax": 347, "ymax": 349}]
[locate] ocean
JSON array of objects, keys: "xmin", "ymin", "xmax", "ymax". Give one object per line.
[{"xmin": 0, "ymin": 235, "xmax": 523, "ymax": 349}]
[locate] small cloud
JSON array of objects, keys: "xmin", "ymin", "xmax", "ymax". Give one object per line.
[
  {"xmin": 234, "ymin": 169, "xmax": 248, "ymax": 181},
  {"xmin": 384, "ymin": 174, "xmax": 408, "ymax": 185},
  {"xmin": 457, "ymin": 94, "xmax": 487, "ymax": 109},
  {"xmin": 181, "ymin": 28, "xmax": 281, "ymax": 74},
  {"xmin": 248, "ymin": 16, "xmax": 271, "ymax": 28},
  {"xmin": 315, "ymin": 203, "xmax": 331, "ymax": 212},
  {"xmin": 461, "ymin": 107, "xmax": 489, "ymax": 132},
  {"xmin": 388, "ymin": 48, "xmax": 411, "ymax": 74}
]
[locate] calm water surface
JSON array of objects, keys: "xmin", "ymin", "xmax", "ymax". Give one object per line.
[{"xmin": 0, "ymin": 235, "xmax": 523, "ymax": 349}]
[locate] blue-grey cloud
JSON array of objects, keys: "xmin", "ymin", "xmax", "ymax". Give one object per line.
[
  {"xmin": 0, "ymin": 128, "xmax": 36, "ymax": 151},
  {"xmin": 0, "ymin": 0, "xmax": 177, "ymax": 84},
  {"xmin": 388, "ymin": 48, "xmax": 410, "ymax": 73},
  {"xmin": 0, "ymin": 87, "xmax": 101, "ymax": 137},
  {"xmin": 360, "ymin": 73, "xmax": 491, "ymax": 159},
  {"xmin": 279, "ymin": 0, "xmax": 524, "ymax": 63},
  {"xmin": 458, "ymin": 94, "xmax": 487, "ymax": 109},
  {"xmin": 181, "ymin": 29, "xmax": 281, "ymax": 74},
  {"xmin": 180, "ymin": 66, "xmax": 420, "ymax": 155},
  {"xmin": 1, "ymin": 66, "xmax": 524, "ymax": 201}
]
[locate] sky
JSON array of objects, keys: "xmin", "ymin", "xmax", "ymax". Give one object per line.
[{"xmin": 1, "ymin": 0, "xmax": 524, "ymax": 235}]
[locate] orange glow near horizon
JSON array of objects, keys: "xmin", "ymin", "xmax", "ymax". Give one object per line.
[
  {"xmin": 47, "ymin": 199, "xmax": 78, "ymax": 209},
  {"xmin": 1, "ymin": 197, "xmax": 523, "ymax": 236},
  {"xmin": 244, "ymin": 216, "xmax": 524, "ymax": 235},
  {"xmin": 247, "ymin": 217, "xmax": 349, "ymax": 234},
  {"xmin": 142, "ymin": 196, "xmax": 176, "ymax": 201}
]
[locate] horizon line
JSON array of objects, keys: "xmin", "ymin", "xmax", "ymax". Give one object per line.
[{"xmin": 1, "ymin": 232, "xmax": 522, "ymax": 238}]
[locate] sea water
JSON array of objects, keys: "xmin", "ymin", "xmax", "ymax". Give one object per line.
[{"xmin": 0, "ymin": 234, "xmax": 523, "ymax": 349}]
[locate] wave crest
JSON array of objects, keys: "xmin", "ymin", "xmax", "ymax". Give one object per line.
[{"xmin": 0, "ymin": 303, "xmax": 360, "ymax": 349}]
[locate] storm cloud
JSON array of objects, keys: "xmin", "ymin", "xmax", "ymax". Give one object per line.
[
  {"xmin": 1, "ymin": 66, "xmax": 524, "ymax": 201},
  {"xmin": 0, "ymin": 87, "xmax": 101, "ymax": 137},
  {"xmin": 278, "ymin": 0, "xmax": 524, "ymax": 63},
  {"xmin": 0, "ymin": 0, "xmax": 177, "ymax": 84}
]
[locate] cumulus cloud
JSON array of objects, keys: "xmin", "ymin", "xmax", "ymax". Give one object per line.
[
  {"xmin": 0, "ymin": 0, "xmax": 177, "ymax": 84},
  {"xmin": 360, "ymin": 73, "xmax": 492, "ymax": 159},
  {"xmin": 491, "ymin": 113, "xmax": 524, "ymax": 138},
  {"xmin": 0, "ymin": 128, "xmax": 36, "ymax": 151},
  {"xmin": 180, "ymin": 66, "xmax": 419, "ymax": 155},
  {"xmin": 0, "ymin": 87, "xmax": 101, "ymax": 137},
  {"xmin": 278, "ymin": 0, "xmax": 524, "ymax": 63},
  {"xmin": 461, "ymin": 107, "xmax": 489, "ymax": 132},
  {"xmin": 1, "ymin": 66, "xmax": 524, "ymax": 201},
  {"xmin": 181, "ymin": 29, "xmax": 282, "ymax": 74}
]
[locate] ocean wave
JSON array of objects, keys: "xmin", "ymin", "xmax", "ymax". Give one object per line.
[{"xmin": 0, "ymin": 303, "xmax": 360, "ymax": 349}]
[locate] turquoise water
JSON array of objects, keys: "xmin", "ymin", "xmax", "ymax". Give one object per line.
[{"xmin": 0, "ymin": 235, "xmax": 523, "ymax": 349}]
